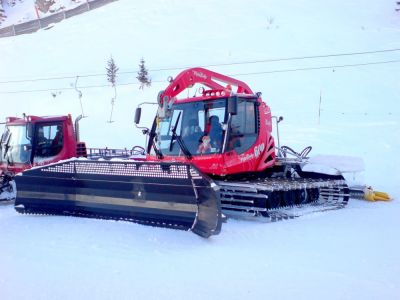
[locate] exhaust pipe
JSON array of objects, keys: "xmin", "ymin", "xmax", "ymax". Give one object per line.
[{"xmin": 74, "ymin": 115, "xmax": 83, "ymax": 142}]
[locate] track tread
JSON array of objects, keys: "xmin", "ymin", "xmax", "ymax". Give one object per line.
[{"xmin": 217, "ymin": 177, "xmax": 349, "ymax": 221}]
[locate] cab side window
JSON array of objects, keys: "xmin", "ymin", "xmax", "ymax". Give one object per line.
[
  {"xmin": 228, "ymin": 101, "xmax": 257, "ymax": 154},
  {"xmin": 34, "ymin": 124, "xmax": 64, "ymax": 158}
]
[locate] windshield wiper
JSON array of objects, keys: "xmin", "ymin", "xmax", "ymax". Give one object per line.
[
  {"xmin": 169, "ymin": 112, "xmax": 181, "ymax": 152},
  {"xmin": 176, "ymin": 136, "xmax": 192, "ymax": 159},
  {"xmin": 146, "ymin": 120, "xmax": 163, "ymax": 159},
  {"xmin": 6, "ymin": 147, "xmax": 14, "ymax": 166},
  {"xmin": 152, "ymin": 138, "xmax": 164, "ymax": 159},
  {"xmin": 169, "ymin": 112, "xmax": 192, "ymax": 160},
  {"xmin": 2, "ymin": 132, "xmax": 11, "ymax": 159}
]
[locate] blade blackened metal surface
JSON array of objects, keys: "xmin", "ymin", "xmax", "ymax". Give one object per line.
[{"xmin": 15, "ymin": 159, "xmax": 222, "ymax": 238}]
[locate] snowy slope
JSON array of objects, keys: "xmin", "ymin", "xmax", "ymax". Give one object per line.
[{"xmin": 0, "ymin": 0, "xmax": 400, "ymax": 299}]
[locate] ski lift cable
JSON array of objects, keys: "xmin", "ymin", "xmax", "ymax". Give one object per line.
[
  {"xmin": 0, "ymin": 58, "xmax": 399, "ymax": 94},
  {"xmin": 0, "ymin": 47, "xmax": 399, "ymax": 84}
]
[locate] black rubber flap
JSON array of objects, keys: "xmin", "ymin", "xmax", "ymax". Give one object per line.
[{"xmin": 15, "ymin": 159, "xmax": 222, "ymax": 238}]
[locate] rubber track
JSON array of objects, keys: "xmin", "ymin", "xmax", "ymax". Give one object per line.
[{"xmin": 217, "ymin": 178, "xmax": 349, "ymax": 221}]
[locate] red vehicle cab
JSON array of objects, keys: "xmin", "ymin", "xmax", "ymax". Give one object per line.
[
  {"xmin": 143, "ymin": 68, "xmax": 276, "ymax": 177},
  {"xmin": 0, "ymin": 115, "xmax": 77, "ymax": 175}
]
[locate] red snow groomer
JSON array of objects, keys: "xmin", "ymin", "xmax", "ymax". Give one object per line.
[
  {"xmin": 136, "ymin": 68, "xmax": 350, "ymax": 217},
  {"xmin": 14, "ymin": 68, "xmax": 355, "ymax": 237},
  {"xmin": 0, "ymin": 115, "xmax": 138, "ymax": 201},
  {"xmin": 0, "ymin": 115, "xmax": 86, "ymax": 201}
]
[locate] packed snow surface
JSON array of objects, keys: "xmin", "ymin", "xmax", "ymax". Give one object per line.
[{"xmin": 1, "ymin": 0, "xmax": 399, "ymax": 299}]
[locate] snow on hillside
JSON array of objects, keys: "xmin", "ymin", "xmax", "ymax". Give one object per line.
[{"xmin": 0, "ymin": 0, "xmax": 400, "ymax": 299}]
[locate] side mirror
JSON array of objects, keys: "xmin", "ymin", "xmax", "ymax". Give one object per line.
[
  {"xmin": 228, "ymin": 97, "xmax": 237, "ymax": 115},
  {"xmin": 134, "ymin": 107, "xmax": 142, "ymax": 124}
]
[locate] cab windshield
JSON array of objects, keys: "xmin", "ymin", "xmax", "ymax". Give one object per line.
[
  {"xmin": 154, "ymin": 99, "xmax": 226, "ymax": 156},
  {"xmin": 0, "ymin": 125, "xmax": 32, "ymax": 164},
  {"xmin": 0, "ymin": 122, "xmax": 64, "ymax": 165},
  {"xmin": 152, "ymin": 97, "xmax": 258, "ymax": 156}
]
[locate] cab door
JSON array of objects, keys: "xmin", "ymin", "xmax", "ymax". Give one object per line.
[
  {"xmin": 224, "ymin": 98, "xmax": 259, "ymax": 173},
  {"xmin": 32, "ymin": 122, "xmax": 64, "ymax": 162}
]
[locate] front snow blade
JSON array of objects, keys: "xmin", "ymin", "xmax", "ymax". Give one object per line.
[{"xmin": 14, "ymin": 159, "xmax": 222, "ymax": 238}]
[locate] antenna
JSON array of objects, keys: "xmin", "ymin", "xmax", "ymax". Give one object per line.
[
  {"xmin": 75, "ymin": 76, "xmax": 87, "ymax": 118},
  {"xmin": 107, "ymin": 85, "xmax": 117, "ymax": 123}
]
